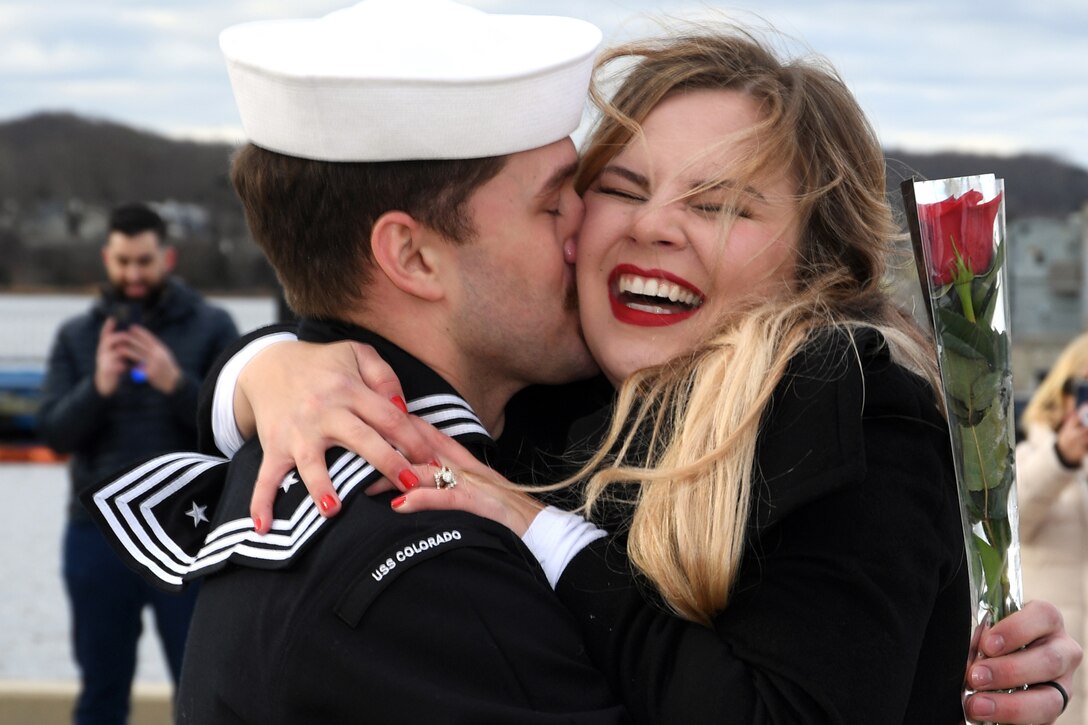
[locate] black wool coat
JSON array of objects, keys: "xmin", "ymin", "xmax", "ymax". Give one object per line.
[{"xmin": 554, "ymin": 329, "xmax": 970, "ymax": 724}]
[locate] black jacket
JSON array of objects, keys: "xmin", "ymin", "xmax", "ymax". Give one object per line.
[
  {"xmin": 553, "ymin": 329, "xmax": 970, "ymax": 724},
  {"xmin": 38, "ymin": 278, "xmax": 239, "ymax": 521}
]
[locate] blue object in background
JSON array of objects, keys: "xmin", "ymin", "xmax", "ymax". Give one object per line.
[{"xmin": 0, "ymin": 369, "xmax": 45, "ymax": 439}]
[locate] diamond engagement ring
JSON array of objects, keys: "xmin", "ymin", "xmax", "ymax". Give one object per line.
[{"xmin": 433, "ymin": 466, "xmax": 458, "ymax": 490}]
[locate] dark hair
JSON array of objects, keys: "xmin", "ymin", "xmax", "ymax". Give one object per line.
[
  {"xmin": 230, "ymin": 144, "xmax": 507, "ymax": 319},
  {"xmin": 108, "ymin": 202, "xmax": 167, "ymax": 241}
]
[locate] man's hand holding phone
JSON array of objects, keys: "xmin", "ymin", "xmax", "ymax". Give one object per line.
[{"xmin": 94, "ymin": 317, "xmax": 133, "ymax": 397}]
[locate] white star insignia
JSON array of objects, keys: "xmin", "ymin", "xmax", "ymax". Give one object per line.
[
  {"xmin": 185, "ymin": 501, "xmax": 209, "ymax": 527},
  {"xmin": 281, "ymin": 471, "xmax": 300, "ymax": 493}
]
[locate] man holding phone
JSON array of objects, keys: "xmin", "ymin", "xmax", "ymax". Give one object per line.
[{"xmin": 38, "ymin": 201, "xmax": 238, "ymax": 725}]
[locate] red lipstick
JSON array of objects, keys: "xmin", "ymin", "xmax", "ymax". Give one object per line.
[{"xmin": 607, "ymin": 264, "xmax": 703, "ymax": 327}]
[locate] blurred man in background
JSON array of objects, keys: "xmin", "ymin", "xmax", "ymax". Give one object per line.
[{"xmin": 38, "ymin": 202, "xmax": 238, "ymax": 724}]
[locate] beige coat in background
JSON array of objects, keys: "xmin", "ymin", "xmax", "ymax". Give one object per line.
[{"xmin": 1017, "ymin": 422, "xmax": 1088, "ymax": 725}]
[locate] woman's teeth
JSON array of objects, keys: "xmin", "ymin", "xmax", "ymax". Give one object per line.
[{"xmin": 616, "ymin": 273, "xmax": 703, "ymax": 309}]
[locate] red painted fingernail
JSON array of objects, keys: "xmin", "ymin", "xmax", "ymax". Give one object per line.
[
  {"xmin": 391, "ymin": 495, "xmax": 407, "ymax": 509},
  {"xmin": 319, "ymin": 494, "xmax": 338, "ymax": 512},
  {"xmin": 391, "ymin": 395, "xmax": 408, "ymax": 414},
  {"xmin": 398, "ymin": 469, "xmax": 419, "ymax": 489},
  {"xmin": 253, "ymin": 516, "xmax": 262, "ymax": 531}
]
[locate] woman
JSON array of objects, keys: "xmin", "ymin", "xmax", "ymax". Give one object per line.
[
  {"xmin": 216, "ymin": 24, "xmax": 1079, "ymax": 724},
  {"xmin": 1016, "ymin": 332, "xmax": 1088, "ymax": 724}
]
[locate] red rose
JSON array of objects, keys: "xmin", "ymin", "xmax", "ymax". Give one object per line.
[{"xmin": 918, "ymin": 189, "xmax": 1003, "ymax": 286}]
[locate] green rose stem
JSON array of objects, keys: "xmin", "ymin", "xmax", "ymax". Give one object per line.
[
  {"xmin": 954, "ymin": 282, "xmax": 976, "ymax": 323},
  {"xmin": 951, "ymin": 238, "xmax": 977, "ymax": 323}
]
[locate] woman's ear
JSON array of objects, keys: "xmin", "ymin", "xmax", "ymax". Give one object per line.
[{"xmin": 370, "ymin": 211, "xmax": 445, "ymax": 301}]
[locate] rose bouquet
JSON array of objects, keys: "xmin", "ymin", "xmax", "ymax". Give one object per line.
[{"xmin": 901, "ymin": 174, "xmax": 1020, "ymax": 724}]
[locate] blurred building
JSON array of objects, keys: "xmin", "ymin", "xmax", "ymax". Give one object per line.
[{"xmin": 1009, "ymin": 204, "xmax": 1088, "ymax": 396}]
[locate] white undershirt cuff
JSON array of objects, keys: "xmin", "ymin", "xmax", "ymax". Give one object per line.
[
  {"xmin": 211, "ymin": 332, "xmax": 299, "ymax": 457},
  {"xmin": 522, "ymin": 505, "xmax": 607, "ymax": 589}
]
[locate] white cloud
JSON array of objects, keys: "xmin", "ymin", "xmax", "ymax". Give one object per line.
[
  {"xmin": 0, "ymin": 40, "xmax": 100, "ymax": 74},
  {"xmin": 45, "ymin": 78, "xmax": 150, "ymax": 101},
  {"xmin": 886, "ymin": 131, "xmax": 1027, "ymax": 157},
  {"xmin": 164, "ymin": 124, "xmax": 246, "ymax": 145}
]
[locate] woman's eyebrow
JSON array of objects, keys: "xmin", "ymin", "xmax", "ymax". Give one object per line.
[
  {"xmin": 599, "ymin": 164, "xmax": 649, "ymax": 190},
  {"xmin": 699, "ymin": 179, "xmax": 766, "ymax": 202}
]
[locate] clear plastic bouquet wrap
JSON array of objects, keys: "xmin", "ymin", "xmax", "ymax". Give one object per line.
[{"xmin": 902, "ymin": 174, "xmax": 1021, "ymax": 725}]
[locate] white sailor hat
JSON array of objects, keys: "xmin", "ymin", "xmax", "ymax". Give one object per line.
[{"xmin": 220, "ymin": 0, "xmax": 602, "ymax": 162}]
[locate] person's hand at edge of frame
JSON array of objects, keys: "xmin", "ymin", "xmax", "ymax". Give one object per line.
[{"xmin": 962, "ymin": 599, "xmax": 1081, "ymax": 724}]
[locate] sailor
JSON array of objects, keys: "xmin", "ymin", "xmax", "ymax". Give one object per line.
[{"xmin": 86, "ymin": 1, "xmax": 625, "ymax": 722}]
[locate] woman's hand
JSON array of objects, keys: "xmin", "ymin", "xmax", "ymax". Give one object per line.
[
  {"xmin": 385, "ymin": 417, "xmax": 545, "ymax": 536},
  {"xmin": 963, "ymin": 600, "xmax": 1082, "ymax": 724},
  {"xmin": 240, "ymin": 339, "xmax": 437, "ymax": 533}
]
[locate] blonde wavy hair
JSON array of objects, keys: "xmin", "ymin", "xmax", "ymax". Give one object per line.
[
  {"xmin": 567, "ymin": 25, "xmax": 942, "ymax": 624},
  {"xmin": 1021, "ymin": 333, "xmax": 1088, "ymax": 431}
]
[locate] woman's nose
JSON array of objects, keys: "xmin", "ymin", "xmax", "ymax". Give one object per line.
[{"xmin": 630, "ymin": 201, "xmax": 685, "ymax": 249}]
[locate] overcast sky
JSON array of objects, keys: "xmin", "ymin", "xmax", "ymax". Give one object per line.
[{"xmin": 1, "ymin": 0, "xmax": 1085, "ymax": 169}]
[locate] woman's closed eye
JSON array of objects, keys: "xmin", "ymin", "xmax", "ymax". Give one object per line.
[
  {"xmin": 692, "ymin": 202, "xmax": 752, "ymax": 219},
  {"xmin": 597, "ymin": 185, "xmax": 646, "ymax": 202}
]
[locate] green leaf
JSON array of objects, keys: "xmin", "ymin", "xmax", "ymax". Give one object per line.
[
  {"xmin": 978, "ymin": 234, "xmax": 1006, "ymax": 287},
  {"xmin": 941, "ymin": 351, "xmax": 991, "ymax": 408},
  {"xmin": 972, "ymin": 237, "xmax": 1006, "ymax": 328},
  {"xmin": 995, "ymin": 330, "xmax": 1010, "ymax": 368},
  {"xmin": 962, "ymin": 467, "xmax": 1015, "ymax": 523},
  {"xmin": 968, "ymin": 370, "xmax": 1003, "ymax": 412},
  {"xmin": 935, "ymin": 305, "xmax": 995, "ymax": 364},
  {"xmin": 946, "ymin": 395, "xmax": 972, "ymax": 422},
  {"xmin": 974, "ymin": 277, "xmax": 1000, "ymax": 329},
  {"xmin": 959, "ymin": 405, "xmax": 1010, "ymax": 492},
  {"xmin": 972, "ymin": 532, "xmax": 1004, "ymax": 598}
]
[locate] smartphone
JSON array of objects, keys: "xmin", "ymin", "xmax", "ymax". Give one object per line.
[
  {"xmin": 1076, "ymin": 379, "xmax": 1088, "ymax": 426},
  {"xmin": 109, "ymin": 301, "xmax": 148, "ymax": 383},
  {"xmin": 111, "ymin": 301, "xmax": 142, "ymax": 331}
]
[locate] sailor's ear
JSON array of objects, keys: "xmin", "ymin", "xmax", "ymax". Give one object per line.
[{"xmin": 370, "ymin": 211, "xmax": 446, "ymax": 301}]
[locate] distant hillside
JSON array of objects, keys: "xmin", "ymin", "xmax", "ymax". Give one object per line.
[
  {"xmin": 0, "ymin": 113, "xmax": 267, "ymax": 292},
  {"xmin": 0, "ymin": 112, "xmax": 239, "ymax": 211},
  {"xmin": 0, "ymin": 112, "xmax": 1085, "ymax": 221},
  {"xmin": 886, "ymin": 150, "xmax": 1088, "ymax": 220}
]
